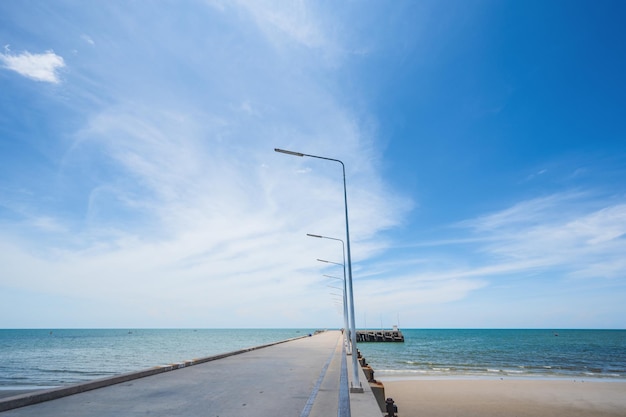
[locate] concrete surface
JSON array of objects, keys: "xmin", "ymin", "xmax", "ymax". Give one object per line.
[{"xmin": 0, "ymin": 330, "xmax": 382, "ymax": 417}]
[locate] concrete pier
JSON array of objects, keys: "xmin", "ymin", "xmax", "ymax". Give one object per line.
[
  {"xmin": 0, "ymin": 330, "xmax": 381, "ymax": 417},
  {"xmin": 356, "ymin": 327, "xmax": 404, "ymax": 342}
]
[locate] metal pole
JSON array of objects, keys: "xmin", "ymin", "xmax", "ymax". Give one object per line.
[
  {"xmin": 317, "ymin": 258, "xmax": 351, "ymax": 355},
  {"xmin": 326, "ymin": 273, "xmax": 350, "ymax": 353},
  {"xmin": 339, "ymin": 162, "xmax": 363, "ymax": 392},
  {"xmin": 310, "ymin": 234, "xmax": 351, "ymax": 354},
  {"xmin": 277, "ymin": 148, "xmax": 362, "ymax": 392}
]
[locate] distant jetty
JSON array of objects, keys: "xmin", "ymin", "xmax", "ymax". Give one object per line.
[{"xmin": 356, "ymin": 326, "xmax": 404, "ymax": 342}]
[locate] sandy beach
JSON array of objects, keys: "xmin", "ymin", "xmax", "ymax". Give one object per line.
[{"xmin": 380, "ymin": 379, "xmax": 626, "ymax": 417}]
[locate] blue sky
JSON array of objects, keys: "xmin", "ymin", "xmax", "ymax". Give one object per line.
[{"xmin": 1, "ymin": 1, "xmax": 625, "ymax": 329}]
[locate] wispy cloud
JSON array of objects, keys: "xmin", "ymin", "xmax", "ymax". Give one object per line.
[
  {"xmin": 0, "ymin": 2, "xmax": 412, "ymax": 327},
  {"xmin": 0, "ymin": 50, "xmax": 65, "ymax": 83},
  {"xmin": 238, "ymin": 0, "xmax": 327, "ymax": 49},
  {"xmin": 461, "ymin": 192, "xmax": 626, "ymax": 279},
  {"xmin": 3, "ymin": 1, "xmax": 623, "ymax": 328},
  {"xmin": 81, "ymin": 35, "xmax": 95, "ymax": 46},
  {"xmin": 351, "ymin": 191, "xmax": 626, "ymax": 326}
]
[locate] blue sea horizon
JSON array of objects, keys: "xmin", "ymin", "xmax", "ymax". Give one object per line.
[{"xmin": 1, "ymin": 328, "xmax": 625, "ymax": 389}]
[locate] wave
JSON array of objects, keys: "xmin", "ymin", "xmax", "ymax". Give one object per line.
[
  {"xmin": 375, "ymin": 361, "xmax": 626, "ymax": 380},
  {"xmin": 375, "ymin": 366, "xmax": 625, "ymax": 380}
]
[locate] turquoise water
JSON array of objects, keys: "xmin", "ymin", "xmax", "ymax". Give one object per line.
[
  {"xmin": 356, "ymin": 329, "xmax": 626, "ymax": 380},
  {"xmin": 0, "ymin": 328, "xmax": 314, "ymax": 389},
  {"xmin": 1, "ymin": 329, "xmax": 625, "ymax": 389}
]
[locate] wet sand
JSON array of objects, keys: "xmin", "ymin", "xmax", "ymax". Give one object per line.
[{"xmin": 380, "ymin": 379, "xmax": 626, "ymax": 417}]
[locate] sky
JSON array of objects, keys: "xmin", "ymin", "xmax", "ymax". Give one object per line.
[{"xmin": 1, "ymin": 0, "xmax": 625, "ymax": 329}]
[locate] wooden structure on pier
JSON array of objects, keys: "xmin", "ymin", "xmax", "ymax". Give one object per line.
[{"xmin": 356, "ymin": 326, "xmax": 404, "ymax": 343}]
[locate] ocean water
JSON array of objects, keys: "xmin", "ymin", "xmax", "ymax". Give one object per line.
[
  {"xmin": 0, "ymin": 328, "xmax": 315, "ymax": 389},
  {"xmin": 356, "ymin": 329, "xmax": 626, "ymax": 380},
  {"xmin": 1, "ymin": 329, "xmax": 625, "ymax": 390}
]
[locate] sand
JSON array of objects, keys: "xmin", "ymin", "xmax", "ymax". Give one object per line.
[
  {"xmin": 2, "ymin": 380, "xmax": 625, "ymax": 416},
  {"xmin": 380, "ymin": 379, "xmax": 626, "ymax": 417}
]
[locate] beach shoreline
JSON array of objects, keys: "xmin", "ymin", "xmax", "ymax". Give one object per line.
[
  {"xmin": 379, "ymin": 378, "xmax": 626, "ymax": 417},
  {"xmin": 2, "ymin": 379, "xmax": 625, "ymax": 415},
  {"xmin": 378, "ymin": 374, "xmax": 626, "ymax": 382}
]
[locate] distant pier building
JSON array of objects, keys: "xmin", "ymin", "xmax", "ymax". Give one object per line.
[{"xmin": 356, "ymin": 325, "xmax": 404, "ymax": 342}]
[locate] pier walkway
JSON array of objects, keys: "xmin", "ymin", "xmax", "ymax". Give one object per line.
[{"xmin": 0, "ymin": 330, "xmax": 381, "ymax": 417}]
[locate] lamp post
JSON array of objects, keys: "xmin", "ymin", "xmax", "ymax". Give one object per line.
[
  {"xmin": 326, "ymin": 276, "xmax": 349, "ymax": 328},
  {"xmin": 316, "ymin": 254, "xmax": 351, "ymax": 355},
  {"xmin": 276, "ymin": 147, "xmax": 362, "ymax": 393}
]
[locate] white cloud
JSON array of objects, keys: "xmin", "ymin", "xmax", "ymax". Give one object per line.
[
  {"xmin": 81, "ymin": 35, "xmax": 95, "ymax": 46},
  {"xmin": 238, "ymin": 0, "xmax": 326, "ymax": 49},
  {"xmin": 21, "ymin": 2, "xmax": 625, "ymax": 329},
  {"xmin": 0, "ymin": 74, "xmax": 408, "ymax": 326},
  {"xmin": 348, "ymin": 191, "xmax": 626, "ymax": 327},
  {"xmin": 29, "ymin": 216, "xmax": 67, "ymax": 233},
  {"xmin": 460, "ymin": 192, "xmax": 587, "ymax": 232},
  {"xmin": 0, "ymin": 50, "xmax": 65, "ymax": 83},
  {"xmin": 461, "ymin": 194, "xmax": 626, "ymax": 279}
]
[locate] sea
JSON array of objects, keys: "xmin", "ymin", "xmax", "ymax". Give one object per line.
[
  {"xmin": 1, "ymin": 328, "xmax": 625, "ymax": 391},
  {"xmin": 357, "ymin": 329, "xmax": 626, "ymax": 381}
]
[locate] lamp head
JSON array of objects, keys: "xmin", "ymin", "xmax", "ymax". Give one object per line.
[{"xmin": 274, "ymin": 148, "xmax": 304, "ymax": 157}]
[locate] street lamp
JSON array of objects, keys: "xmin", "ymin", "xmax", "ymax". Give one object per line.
[
  {"xmin": 327, "ymin": 279, "xmax": 347, "ymax": 313},
  {"xmin": 324, "ymin": 274, "xmax": 342, "ymax": 280},
  {"xmin": 276, "ymin": 147, "xmax": 362, "ymax": 393},
  {"xmin": 316, "ymin": 254, "xmax": 350, "ymax": 354},
  {"xmin": 317, "ymin": 258, "xmax": 342, "ymax": 266}
]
